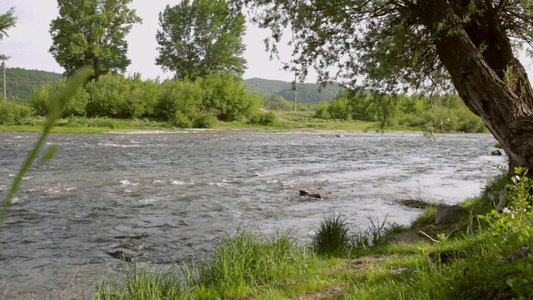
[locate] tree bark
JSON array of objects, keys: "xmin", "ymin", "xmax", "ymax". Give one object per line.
[{"xmin": 419, "ymin": 0, "xmax": 533, "ymax": 171}]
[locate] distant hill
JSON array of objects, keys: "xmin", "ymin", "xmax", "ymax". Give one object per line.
[
  {"xmin": 244, "ymin": 78, "xmax": 343, "ymax": 104},
  {"xmin": 0, "ymin": 68, "xmax": 63, "ymax": 102}
]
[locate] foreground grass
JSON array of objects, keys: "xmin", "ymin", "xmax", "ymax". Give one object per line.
[{"xmin": 94, "ymin": 174, "xmax": 533, "ymax": 299}]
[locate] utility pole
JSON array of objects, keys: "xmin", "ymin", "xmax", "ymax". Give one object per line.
[
  {"xmin": 3, "ymin": 58, "xmax": 6, "ymax": 101},
  {"xmin": 293, "ymin": 74, "xmax": 298, "ymax": 111}
]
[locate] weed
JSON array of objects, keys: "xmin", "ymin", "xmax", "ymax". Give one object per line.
[{"xmin": 312, "ymin": 214, "xmax": 352, "ymax": 256}]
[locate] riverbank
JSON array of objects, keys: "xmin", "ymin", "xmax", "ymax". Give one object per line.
[
  {"xmin": 0, "ymin": 111, "xmax": 476, "ymax": 134},
  {"xmin": 95, "ymin": 173, "xmax": 533, "ymax": 299}
]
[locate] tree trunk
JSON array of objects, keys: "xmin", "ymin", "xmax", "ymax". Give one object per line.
[{"xmin": 419, "ymin": 0, "xmax": 533, "ymax": 171}]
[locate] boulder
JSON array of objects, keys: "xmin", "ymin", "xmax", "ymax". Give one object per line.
[{"xmin": 435, "ymin": 204, "xmax": 469, "ymax": 225}]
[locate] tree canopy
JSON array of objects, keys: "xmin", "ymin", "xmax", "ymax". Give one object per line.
[
  {"xmin": 156, "ymin": 0, "xmax": 247, "ymax": 80},
  {"xmin": 49, "ymin": 0, "xmax": 141, "ymax": 79},
  {"xmin": 242, "ymin": 0, "xmax": 533, "ymax": 171}
]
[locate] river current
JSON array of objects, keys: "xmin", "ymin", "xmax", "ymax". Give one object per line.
[{"xmin": 0, "ymin": 131, "xmax": 506, "ymax": 297}]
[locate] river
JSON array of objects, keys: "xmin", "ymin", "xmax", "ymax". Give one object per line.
[{"xmin": 0, "ymin": 131, "xmax": 506, "ymax": 298}]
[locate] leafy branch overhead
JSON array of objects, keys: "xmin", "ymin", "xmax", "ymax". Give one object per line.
[
  {"xmin": 241, "ymin": 0, "xmax": 533, "ymax": 172},
  {"xmin": 0, "ymin": 7, "xmax": 16, "ymax": 41}
]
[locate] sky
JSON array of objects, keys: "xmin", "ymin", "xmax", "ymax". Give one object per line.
[
  {"xmin": 0, "ymin": 0, "xmax": 304, "ymax": 82},
  {"xmin": 0, "ymin": 1, "xmax": 531, "ymax": 84}
]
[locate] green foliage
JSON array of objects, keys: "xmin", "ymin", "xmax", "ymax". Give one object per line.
[
  {"xmin": 481, "ymin": 168, "xmax": 533, "ymax": 246},
  {"xmin": 0, "ymin": 101, "xmax": 31, "ymax": 125},
  {"xmin": 192, "ymin": 113, "xmax": 218, "ymax": 128},
  {"xmin": 156, "ymin": 0, "xmax": 247, "ymax": 80},
  {"xmin": 28, "ymin": 78, "xmax": 89, "ymax": 117},
  {"xmin": 157, "ymin": 78, "xmax": 203, "ymax": 121},
  {"xmin": 265, "ymin": 95, "xmax": 293, "ymax": 110},
  {"xmin": 316, "ymin": 91, "xmax": 487, "ymax": 132},
  {"xmin": 0, "ymin": 68, "xmax": 63, "ymax": 102},
  {"xmin": 244, "ymin": 78, "xmax": 342, "ymax": 105},
  {"xmin": 95, "ymin": 230, "xmax": 318, "ymax": 299},
  {"xmin": 0, "ymin": 7, "xmax": 16, "ymax": 40},
  {"xmin": 249, "ymin": 111, "xmax": 277, "ymax": 125},
  {"xmin": 312, "ymin": 214, "xmax": 352, "ymax": 256},
  {"xmin": 200, "ymin": 72, "xmax": 262, "ymax": 121},
  {"xmin": 49, "ymin": 0, "xmax": 141, "ymax": 79},
  {"xmin": 95, "ymin": 264, "xmax": 181, "ymax": 300},
  {"xmin": 85, "ymin": 73, "xmax": 131, "ymax": 118}
]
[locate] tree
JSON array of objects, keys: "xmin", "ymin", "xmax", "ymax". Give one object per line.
[
  {"xmin": 243, "ymin": 0, "xmax": 533, "ymax": 171},
  {"xmin": 0, "ymin": 7, "xmax": 16, "ymax": 41},
  {"xmin": 156, "ymin": 0, "xmax": 247, "ymax": 80},
  {"xmin": 49, "ymin": 0, "xmax": 141, "ymax": 80}
]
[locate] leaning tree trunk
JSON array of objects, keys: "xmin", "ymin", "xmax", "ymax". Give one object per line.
[{"xmin": 419, "ymin": 0, "xmax": 533, "ymax": 172}]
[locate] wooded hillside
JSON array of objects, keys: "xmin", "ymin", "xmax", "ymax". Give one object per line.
[
  {"xmin": 0, "ymin": 68, "xmax": 63, "ymax": 102},
  {"xmin": 243, "ymin": 78, "xmax": 342, "ymax": 104}
]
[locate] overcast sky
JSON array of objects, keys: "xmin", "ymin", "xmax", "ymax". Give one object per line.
[
  {"xmin": 0, "ymin": 0, "xmax": 305, "ymax": 82},
  {"xmin": 0, "ymin": 1, "xmax": 531, "ymax": 83}
]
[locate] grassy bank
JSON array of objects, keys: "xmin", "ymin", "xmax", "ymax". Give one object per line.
[
  {"xmin": 94, "ymin": 171, "xmax": 533, "ymax": 299},
  {"xmin": 0, "ymin": 112, "xmax": 453, "ymax": 134}
]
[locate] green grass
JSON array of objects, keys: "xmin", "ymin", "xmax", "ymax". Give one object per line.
[
  {"xmin": 1, "ymin": 112, "xmax": 424, "ymax": 133},
  {"xmin": 93, "ymin": 170, "xmax": 533, "ymax": 300}
]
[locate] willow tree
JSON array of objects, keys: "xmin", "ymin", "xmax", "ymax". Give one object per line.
[
  {"xmin": 49, "ymin": 0, "xmax": 141, "ymax": 80},
  {"xmin": 243, "ymin": 0, "xmax": 533, "ymax": 170}
]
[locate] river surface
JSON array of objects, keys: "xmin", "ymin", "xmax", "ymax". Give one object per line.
[{"xmin": 0, "ymin": 131, "xmax": 506, "ymax": 298}]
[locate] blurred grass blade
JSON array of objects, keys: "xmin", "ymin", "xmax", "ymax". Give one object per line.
[
  {"xmin": 41, "ymin": 145, "xmax": 58, "ymax": 163},
  {"xmin": 0, "ymin": 67, "xmax": 91, "ymax": 232}
]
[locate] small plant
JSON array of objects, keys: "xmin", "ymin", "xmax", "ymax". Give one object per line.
[
  {"xmin": 249, "ymin": 111, "xmax": 277, "ymax": 126},
  {"xmin": 312, "ymin": 214, "xmax": 351, "ymax": 256},
  {"xmin": 480, "ymin": 168, "xmax": 533, "ymax": 247}
]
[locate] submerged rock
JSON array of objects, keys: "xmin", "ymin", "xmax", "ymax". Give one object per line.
[
  {"xmin": 398, "ymin": 199, "xmax": 432, "ymax": 209},
  {"xmin": 107, "ymin": 250, "xmax": 134, "ymax": 262},
  {"xmin": 299, "ymin": 190, "xmax": 322, "ymax": 199}
]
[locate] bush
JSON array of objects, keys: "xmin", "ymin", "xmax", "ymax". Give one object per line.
[
  {"xmin": 249, "ymin": 111, "xmax": 276, "ymax": 126},
  {"xmin": 85, "ymin": 74, "xmax": 130, "ymax": 118},
  {"xmin": 157, "ymin": 79, "xmax": 203, "ymax": 121},
  {"xmin": 200, "ymin": 72, "xmax": 263, "ymax": 121},
  {"xmin": 193, "ymin": 113, "xmax": 218, "ymax": 128},
  {"xmin": 27, "ymin": 79, "xmax": 88, "ymax": 117},
  {"xmin": 172, "ymin": 114, "xmax": 193, "ymax": 128},
  {"xmin": 0, "ymin": 101, "xmax": 32, "ymax": 125}
]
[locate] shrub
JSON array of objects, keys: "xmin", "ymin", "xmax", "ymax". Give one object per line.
[
  {"xmin": 200, "ymin": 72, "xmax": 263, "ymax": 121},
  {"xmin": 157, "ymin": 79, "xmax": 203, "ymax": 121},
  {"xmin": 27, "ymin": 79, "xmax": 88, "ymax": 117},
  {"xmin": 193, "ymin": 113, "xmax": 218, "ymax": 128},
  {"xmin": 172, "ymin": 114, "xmax": 193, "ymax": 128},
  {"xmin": 249, "ymin": 111, "xmax": 276, "ymax": 126},
  {"xmin": 0, "ymin": 101, "xmax": 32, "ymax": 125},
  {"xmin": 85, "ymin": 73, "xmax": 130, "ymax": 118}
]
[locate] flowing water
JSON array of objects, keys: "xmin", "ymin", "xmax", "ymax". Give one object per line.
[{"xmin": 0, "ymin": 131, "xmax": 506, "ymax": 297}]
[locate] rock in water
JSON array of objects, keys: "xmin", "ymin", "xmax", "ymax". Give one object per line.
[
  {"xmin": 299, "ymin": 190, "xmax": 322, "ymax": 199},
  {"xmin": 107, "ymin": 250, "xmax": 133, "ymax": 262}
]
